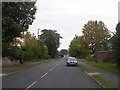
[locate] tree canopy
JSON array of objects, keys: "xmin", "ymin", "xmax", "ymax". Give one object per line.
[
  {"xmin": 69, "ymin": 20, "xmax": 111, "ymax": 58},
  {"xmin": 69, "ymin": 35, "xmax": 90, "ymax": 58},
  {"xmin": 69, "ymin": 35, "xmax": 82, "ymax": 58},
  {"xmin": 40, "ymin": 29, "xmax": 62, "ymax": 58},
  {"xmin": 82, "ymin": 20, "xmax": 111, "ymax": 54},
  {"xmin": 60, "ymin": 49, "xmax": 68, "ymax": 57},
  {"xmin": 2, "ymin": 2, "xmax": 37, "ymax": 58},
  {"xmin": 110, "ymin": 22, "xmax": 120, "ymax": 64},
  {"xmin": 2, "ymin": 2, "xmax": 37, "ymax": 43}
]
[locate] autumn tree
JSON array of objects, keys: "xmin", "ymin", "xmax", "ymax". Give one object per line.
[
  {"xmin": 40, "ymin": 29, "xmax": 62, "ymax": 58},
  {"xmin": 82, "ymin": 20, "xmax": 111, "ymax": 54}
]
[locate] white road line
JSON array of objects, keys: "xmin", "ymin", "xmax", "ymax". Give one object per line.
[
  {"xmin": 25, "ymin": 81, "xmax": 37, "ymax": 90},
  {"xmin": 49, "ymin": 68, "xmax": 53, "ymax": 72},
  {"xmin": 25, "ymin": 62, "xmax": 60, "ymax": 90},
  {"xmin": 53, "ymin": 66, "xmax": 56, "ymax": 68},
  {"xmin": 41, "ymin": 72, "xmax": 48, "ymax": 78}
]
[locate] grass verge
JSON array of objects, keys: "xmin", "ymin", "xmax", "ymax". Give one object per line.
[
  {"xmin": 5, "ymin": 60, "xmax": 51, "ymax": 73},
  {"xmin": 91, "ymin": 75, "xmax": 117, "ymax": 89},
  {"xmin": 81, "ymin": 60, "xmax": 119, "ymax": 74},
  {"xmin": 78, "ymin": 64, "xmax": 89, "ymax": 72}
]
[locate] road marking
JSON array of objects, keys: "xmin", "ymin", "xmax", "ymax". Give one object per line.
[
  {"xmin": 49, "ymin": 68, "xmax": 53, "ymax": 72},
  {"xmin": 25, "ymin": 62, "xmax": 60, "ymax": 89},
  {"xmin": 41, "ymin": 72, "xmax": 48, "ymax": 78},
  {"xmin": 53, "ymin": 66, "xmax": 56, "ymax": 68},
  {"xmin": 25, "ymin": 81, "xmax": 37, "ymax": 90}
]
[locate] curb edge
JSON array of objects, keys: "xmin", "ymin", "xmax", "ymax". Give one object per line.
[{"xmin": 85, "ymin": 71, "xmax": 107, "ymax": 90}]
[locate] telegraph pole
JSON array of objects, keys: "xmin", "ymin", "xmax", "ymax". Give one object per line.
[{"xmin": 95, "ymin": 20, "xmax": 98, "ymax": 63}]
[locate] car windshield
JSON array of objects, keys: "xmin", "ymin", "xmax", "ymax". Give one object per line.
[{"xmin": 68, "ymin": 59, "xmax": 77, "ymax": 61}]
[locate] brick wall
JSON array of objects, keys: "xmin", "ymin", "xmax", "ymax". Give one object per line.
[{"xmin": 96, "ymin": 51, "xmax": 109, "ymax": 62}]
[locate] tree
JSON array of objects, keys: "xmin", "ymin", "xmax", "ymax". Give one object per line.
[
  {"xmin": 2, "ymin": 2, "xmax": 37, "ymax": 58},
  {"xmin": 22, "ymin": 35, "xmax": 49, "ymax": 60},
  {"xmin": 2, "ymin": 2, "xmax": 36, "ymax": 43},
  {"xmin": 110, "ymin": 22, "xmax": 120, "ymax": 65},
  {"xmin": 82, "ymin": 20, "xmax": 111, "ymax": 54},
  {"xmin": 60, "ymin": 49, "xmax": 69, "ymax": 57},
  {"xmin": 69, "ymin": 35, "xmax": 82, "ymax": 58},
  {"xmin": 69, "ymin": 35, "xmax": 90, "ymax": 58},
  {"xmin": 40, "ymin": 29, "xmax": 62, "ymax": 58}
]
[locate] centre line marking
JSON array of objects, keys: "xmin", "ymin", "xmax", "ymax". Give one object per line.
[
  {"xmin": 41, "ymin": 72, "xmax": 48, "ymax": 78},
  {"xmin": 49, "ymin": 68, "xmax": 53, "ymax": 72},
  {"xmin": 25, "ymin": 81, "xmax": 37, "ymax": 90},
  {"xmin": 53, "ymin": 66, "xmax": 56, "ymax": 68}
]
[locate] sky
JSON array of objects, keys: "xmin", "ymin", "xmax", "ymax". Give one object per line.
[{"xmin": 29, "ymin": 0, "xmax": 120, "ymax": 51}]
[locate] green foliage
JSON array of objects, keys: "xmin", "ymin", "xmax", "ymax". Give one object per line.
[
  {"xmin": 82, "ymin": 60, "xmax": 119, "ymax": 74},
  {"xmin": 2, "ymin": 44, "xmax": 23, "ymax": 60},
  {"xmin": 110, "ymin": 22, "xmax": 120, "ymax": 65},
  {"xmin": 69, "ymin": 20, "xmax": 111, "ymax": 58},
  {"xmin": 40, "ymin": 29, "xmax": 62, "ymax": 58},
  {"xmin": 69, "ymin": 35, "xmax": 90, "ymax": 58},
  {"xmin": 69, "ymin": 35, "xmax": 82, "ymax": 58},
  {"xmin": 23, "ymin": 38, "xmax": 49, "ymax": 60},
  {"xmin": 91, "ymin": 75, "xmax": 116, "ymax": 88},
  {"xmin": 55, "ymin": 50, "xmax": 60, "ymax": 57},
  {"xmin": 2, "ymin": 2, "xmax": 37, "ymax": 59},
  {"xmin": 82, "ymin": 20, "xmax": 111, "ymax": 54},
  {"xmin": 78, "ymin": 64, "xmax": 89, "ymax": 72},
  {"xmin": 60, "ymin": 49, "xmax": 68, "ymax": 56}
]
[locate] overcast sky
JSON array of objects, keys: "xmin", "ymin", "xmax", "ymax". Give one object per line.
[{"xmin": 29, "ymin": 0, "xmax": 119, "ymax": 51}]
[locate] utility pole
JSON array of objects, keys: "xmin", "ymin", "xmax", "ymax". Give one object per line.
[{"xmin": 95, "ymin": 20, "xmax": 98, "ymax": 63}]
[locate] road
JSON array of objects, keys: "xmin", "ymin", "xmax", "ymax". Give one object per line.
[{"xmin": 2, "ymin": 58, "xmax": 103, "ymax": 89}]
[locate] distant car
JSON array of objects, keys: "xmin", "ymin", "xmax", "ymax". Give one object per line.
[{"xmin": 66, "ymin": 57, "xmax": 78, "ymax": 66}]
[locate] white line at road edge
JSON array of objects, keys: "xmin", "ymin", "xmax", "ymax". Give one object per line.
[
  {"xmin": 25, "ymin": 81, "xmax": 37, "ymax": 90},
  {"xmin": 41, "ymin": 72, "xmax": 48, "ymax": 78}
]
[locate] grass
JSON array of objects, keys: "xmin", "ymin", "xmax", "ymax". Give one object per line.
[
  {"xmin": 5, "ymin": 60, "xmax": 51, "ymax": 73},
  {"xmin": 78, "ymin": 64, "xmax": 89, "ymax": 72},
  {"xmin": 24, "ymin": 59, "xmax": 46, "ymax": 64},
  {"xmin": 91, "ymin": 75, "xmax": 117, "ymax": 89},
  {"xmin": 81, "ymin": 60, "xmax": 119, "ymax": 74}
]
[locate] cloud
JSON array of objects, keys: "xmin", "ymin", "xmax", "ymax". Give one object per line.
[{"xmin": 29, "ymin": 0, "xmax": 119, "ymax": 50}]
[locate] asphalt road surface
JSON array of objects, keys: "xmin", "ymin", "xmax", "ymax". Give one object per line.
[{"xmin": 2, "ymin": 58, "xmax": 103, "ymax": 89}]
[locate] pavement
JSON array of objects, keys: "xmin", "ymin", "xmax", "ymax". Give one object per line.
[
  {"xmin": 2, "ymin": 58, "xmax": 103, "ymax": 89},
  {"xmin": 79, "ymin": 59, "xmax": 119, "ymax": 88}
]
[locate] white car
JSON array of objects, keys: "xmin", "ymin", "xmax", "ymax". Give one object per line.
[{"xmin": 66, "ymin": 57, "xmax": 78, "ymax": 66}]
